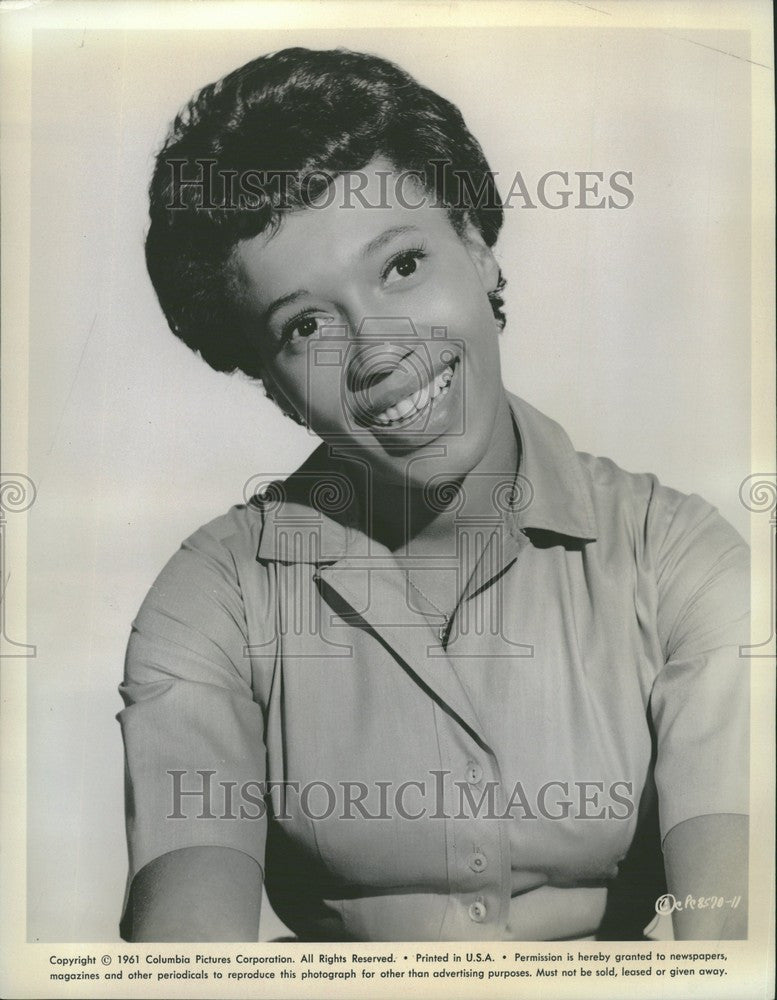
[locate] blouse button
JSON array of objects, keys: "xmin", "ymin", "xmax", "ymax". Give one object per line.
[
  {"xmin": 465, "ymin": 761, "xmax": 483, "ymax": 784},
  {"xmin": 468, "ymin": 852, "xmax": 488, "ymax": 873},
  {"xmin": 468, "ymin": 899, "xmax": 487, "ymax": 922}
]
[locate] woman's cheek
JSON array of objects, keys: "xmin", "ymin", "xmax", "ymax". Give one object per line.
[{"xmin": 300, "ymin": 367, "xmax": 347, "ymax": 432}]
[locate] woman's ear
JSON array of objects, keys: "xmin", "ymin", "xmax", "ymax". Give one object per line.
[{"xmin": 461, "ymin": 218, "xmax": 500, "ymax": 292}]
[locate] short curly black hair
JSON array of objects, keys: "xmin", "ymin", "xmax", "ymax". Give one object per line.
[{"xmin": 145, "ymin": 47, "xmax": 506, "ymax": 380}]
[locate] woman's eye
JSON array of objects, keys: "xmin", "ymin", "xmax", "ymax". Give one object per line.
[
  {"xmin": 283, "ymin": 314, "xmax": 330, "ymax": 343},
  {"xmin": 383, "ymin": 249, "xmax": 426, "ymax": 285}
]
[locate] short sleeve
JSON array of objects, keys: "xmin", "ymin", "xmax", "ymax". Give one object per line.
[
  {"xmin": 117, "ymin": 523, "xmax": 267, "ymax": 933},
  {"xmin": 649, "ymin": 492, "xmax": 750, "ymax": 842}
]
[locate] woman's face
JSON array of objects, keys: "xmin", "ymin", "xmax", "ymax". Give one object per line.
[{"xmin": 234, "ymin": 158, "xmax": 506, "ymax": 488}]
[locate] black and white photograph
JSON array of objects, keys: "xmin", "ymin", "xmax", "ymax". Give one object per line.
[{"xmin": 1, "ymin": 1, "xmax": 774, "ymax": 997}]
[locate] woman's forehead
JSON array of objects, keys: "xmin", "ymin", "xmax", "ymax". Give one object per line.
[{"xmin": 234, "ymin": 160, "xmax": 454, "ymax": 302}]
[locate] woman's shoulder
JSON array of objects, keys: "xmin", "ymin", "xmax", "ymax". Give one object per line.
[
  {"xmin": 180, "ymin": 499, "xmax": 270, "ymax": 560},
  {"xmin": 136, "ymin": 499, "xmax": 276, "ymax": 624},
  {"xmin": 574, "ymin": 451, "xmax": 748, "ymax": 602},
  {"xmin": 509, "ymin": 393, "xmax": 746, "ymax": 556},
  {"xmin": 578, "ymin": 452, "xmax": 745, "ymax": 546},
  {"xmin": 142, "ymin": 443, "xmax": 340, "ymax": 616}
]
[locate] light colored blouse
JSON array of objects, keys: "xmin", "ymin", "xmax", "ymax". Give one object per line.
[{"xmin": 118, "ymin": 393, "xmax": 749, "ymax": 941}]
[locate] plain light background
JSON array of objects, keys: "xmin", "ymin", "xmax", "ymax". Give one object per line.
[{"xmin": 25, "ymin": 25, "xmax": 751, "ymax": 941}]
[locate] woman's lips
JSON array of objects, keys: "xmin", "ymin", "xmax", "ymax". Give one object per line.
[
  {"xmin": 370, "ymin": 362, "xmax": 455, "ymax": 426},
  {"xmin": 355, "ymin": 357, "xmax": 461, "ymax": 434},
  {"xmin": 350, "ymin": 354, "xmax": 460, "ymax": 429}
]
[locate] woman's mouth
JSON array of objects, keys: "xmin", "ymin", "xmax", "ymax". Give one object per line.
[{"xmin": 366, "ymin": 359, "xmax": 458, "ymax": 428}]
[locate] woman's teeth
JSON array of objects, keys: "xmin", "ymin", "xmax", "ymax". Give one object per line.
[{"xmin": 372, "ymin": 364, "xmax": 454, "ymax": 426}]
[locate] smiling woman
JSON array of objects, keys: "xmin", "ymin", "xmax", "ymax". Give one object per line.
[
  {"xmin": 118, "ymin": 46, "xmax": 749, "ymax": 943},
  {"xmin": 233, "ymin": 161, "xmax": 510, "ymax": 495}
]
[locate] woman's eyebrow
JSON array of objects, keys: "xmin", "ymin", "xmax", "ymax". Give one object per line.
[
  {"xmin": 360, "ymin": 224, "xmax": 422, "ymax": 258},
  {"xmin": 263, "ymin": 289, "xmax": 312, "ymax": 325}
]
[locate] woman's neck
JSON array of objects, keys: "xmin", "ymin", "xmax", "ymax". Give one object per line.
[{"xmin": 367, "ymin": 392, "xmax": 520, "ymax": 556}]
